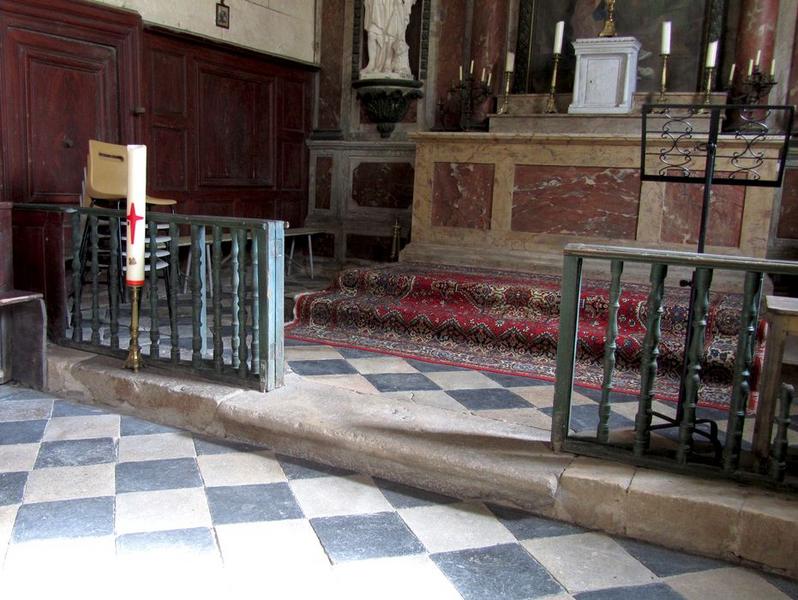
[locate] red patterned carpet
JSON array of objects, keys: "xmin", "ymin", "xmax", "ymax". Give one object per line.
[{"xmin": 286, "ymin": 263, "xmax": 756, "ymax": 410}]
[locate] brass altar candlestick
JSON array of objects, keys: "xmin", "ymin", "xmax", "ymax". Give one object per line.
[
  {"xmin": 124, "ymin": 285, "xmax": 143, "ymax": 372},
  {"xmin": 390, "ymin": 219, "xmax": 402, "ymax": 261},
  {"xmin": 544, "ymin": 53, "xmax": 561, "ymax": 114},
  {"xmin": 702, "ymin": 65, "xmax": 715, "ymax": 105},
  {"xmin": 497, "ymin": 71, "xmax": 513, "ymax": 115},
  {"xmin": 657, "ymin": 53, "xmax": 670, "ymax": 103},
  {"xmin": 599, "ymin": 0, "xmax": 617, "ymax": 37}
]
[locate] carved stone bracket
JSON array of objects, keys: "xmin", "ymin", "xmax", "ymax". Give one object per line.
[{"xmin": 353, "ymin": 79, "xmax": 423, "ymax": 138}]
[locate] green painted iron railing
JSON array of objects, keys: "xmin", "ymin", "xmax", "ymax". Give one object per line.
[
  {"xmin": 552, "ymin": 243, "xmax": 798, "ymax": 487},
  {"xmin": 17, "ymin": 203, "xmax": 285, "ymax": 392}
]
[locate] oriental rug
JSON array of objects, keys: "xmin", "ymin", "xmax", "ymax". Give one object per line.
[{"xmin": 286, "ymin": 263, "xmax": 759, "ymax": 411}]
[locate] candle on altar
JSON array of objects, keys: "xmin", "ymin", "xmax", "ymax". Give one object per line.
[
  {"xmin": 553, "ymin": 21, "xmax": 564, "ymax": 54},
  {"xmin": 770, "ymin": 58, "xmax": 776, "ymax": 77},
  {"xmin": 505, "ymin": 51, "xmax": 515, "ymax": 72},
  {"xmin": 705, "ymin": 40, "xmax": 718, "ymax": 68},
  {"xmin": 728, "ymin": 63, "xmax": 736, "ymax": 86},
  {"xmin": 747, "ymin": 58, "xmax": 754, "ymax": 76},
  {"xmin": 125, "ymin": 145, "xmax": 147, "ymax": 287},
  {"xmin": 661, "ymin": 21, "xmax": 671, "ymax": 55},
  {"xmin": 481, "ymin": 67, "xmax": 486, "ymax": 82},
  {"xmin": 459, "ymin": 65, "xmax": 463, "ymax": 81},
  {"xmin": 469, "ymin": 59, "xmax": 474, "ymax": 75},
  {"xmin": 486, "ymin": 70, "xmax": 492, "ymax": 87},
  {"xmin": 755, "ymin": 49, "xmax": 761, "ymax": 66}
]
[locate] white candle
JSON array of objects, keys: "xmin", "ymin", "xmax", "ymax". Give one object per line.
[
  {"xmin": 459, "ymin": 65, "xmax": 463, "ymax": 81},
  {"xmin": 728, "ymin": 63, "xmax": 736, "ymax": 85},
  {"xmin": 661, "ymin": 21, "xmax": 671, "ymax": 55},
  {"xmin": 705, "ymin": 40, "xmax": 718, "ymax": 68},
  {"xmin": 486, "ymin": 71, "xmax": 492, "ymax": 87},
  {"xmin": 481, "ymin": 67, "xmax": 486, "ymax": 82},
  {"xmin": 505, "ymin": 51, "xmax": 515, "ymax": 72},
  {"xmin": 747, "ymin": 58, "xmax": 754, "ymax": 76},
  {"xmin": 469, "ymin": 59, "xmax": 474, "ymax": 75},
  {"xmin": 553, "ymin": 21, "xmax": 564, "ymax": 54},
  {"xmin": 770, "ymin": 58, "xmax": 776, "ymax": 76},
  {"xmin": 755, "ymin": 49, "xmax": 761, "ymax": 66},
  {"xmin": 125, "ymin": 145, "xmax": 147, "ymax": 287}
]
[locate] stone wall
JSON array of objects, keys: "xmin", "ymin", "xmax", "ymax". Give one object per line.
[{"xmin": 90, "ymin": 0, "xmax": 317, "ymax": 63}]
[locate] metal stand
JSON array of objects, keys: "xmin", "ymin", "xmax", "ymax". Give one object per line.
[
  {"xmin": 640, "ymin": 103, "xmax": 794, "ymax": 463},
  {"xmin": 124, "ymin": 285, "xmax": 143, "ymax": 372}
]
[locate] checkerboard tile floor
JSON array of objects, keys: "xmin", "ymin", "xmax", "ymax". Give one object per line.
[{"xmin": 1, "ymin": 381, "xmax": 795, "ymax": 598}]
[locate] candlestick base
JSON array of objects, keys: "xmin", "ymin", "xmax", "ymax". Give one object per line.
[
  {"xmin": 598, "ymin": 0, "xmax": 617, "ymax": 37},
  {"xmin": 544, "ymin": 54, "xmax": 561, "ymax": 114},
  {"xmin": 496, "ymin": 72, "xmax": 513, "ymax": 115},
  {"xmin": 124, "ymin": 285, "xmax": 143, "ymax": 372},
  {"xmin": 656, "ymin": 54, "xmax": 670, "ymax": 105}
]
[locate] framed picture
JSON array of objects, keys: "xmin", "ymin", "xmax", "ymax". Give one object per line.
[{"xmin": 216, "ymin": 2, "xmax": 230, "ymax": 29}]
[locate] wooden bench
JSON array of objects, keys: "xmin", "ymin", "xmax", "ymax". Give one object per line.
[{"xmin": 0, "ymin": 290, "xmax": 47, "ymax": 390}]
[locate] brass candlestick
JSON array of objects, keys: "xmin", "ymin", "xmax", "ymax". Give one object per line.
[
  {"xmin": 702, "ymin": 65, "xmax": 715, "ymax": 105},
  {"xmin": 497, "ymin": 71, "xmax": 513, "ymax": 115},
  {"xmin": 544, "ymin": 53, "xmax": 561, "ymax": 113},
  {"xmin": 599, "ymin": 0, "xmax": 617, "ymax": 37},
  {"xmin": 390, "ymin": 219, "xmax": 401, "ymax": 261},
  {"xmin": 124, "ymin": 285, "xmax": 143, "ymax": 372},
  {"xmin": 741, "ymin": 67, "xmax": 777, "ymax": 104},
  {"xmin": 657, "ymin": 53, "xmax": 670, "ymax": 103}
]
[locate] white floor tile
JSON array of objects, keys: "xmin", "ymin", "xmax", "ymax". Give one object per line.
[
  {"xmin": 197, "ymin": 451, "xmax": 286, "ymax": 486},
  {"xmin": 289, "ymin": 474, "xmax": 393, "ymax": 518},
  {"xmin": 664, "ymin": 567, "xmax": 792, "ymax": 599},
  {"xmin": 42, "ymin": 415, "xmax": 120, "ymax": 441},
  {"xmin": 24, "ymin": 464, "xmax": 115, "ymax": 503},
  {"xmin": 346, "ymin": 357, "xmax": 420, "ymax": 374},
  {"xmin": 0, "ymin": 444, "xmax": 39, "ymax": 473},
  {"xmin": 118, "ymin": 432, "xmax": 197, "ymax": 463},
  {"xmin": 424, "ymin": 370, "xmax": 503, "ymax": 391},
  {"xmin": 116, "ymin": 488, "xmax": 212, "ymax": 534}
]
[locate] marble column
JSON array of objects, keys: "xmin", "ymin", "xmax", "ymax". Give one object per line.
[
  {"xmin": 469, "ymin": 0, "xmax": 509, "ymax": 124},
  {"xmin": 733, "ymin": 0, "xmax": 779, "ymax": 93},
  {"xmin": 316, "ymin": 0, "xmax": 346, "ymax": 133}
]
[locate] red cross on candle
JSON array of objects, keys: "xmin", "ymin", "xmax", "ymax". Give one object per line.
[{"xmin": 126, "ymin": 202, "xmax": 143, "ymax": 244}]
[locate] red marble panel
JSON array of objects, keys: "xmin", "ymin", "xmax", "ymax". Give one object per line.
[
  {"xmin": 352, "ymin": 162, "xmax": 414, "ymax": 209},
  {"xmin": 777, "ymin": 168, "xmax": 798, "ymax": 239},
  {"xmin": 434, "ymin": 0, "xmax": 467, "ymax": 127},
  {"xmin": 318, "ymin": 0, "xmax": 345, "ymax": 130},
  {"xmin": 511, "ymin": 166, "xmax": 640, "ymax": 238},
  {"xmin": 315, "ymin": 156, "xmax": 333, "ymax": 210},
  {"xmin": 432, "ymin": 162, "xmax": 494, "ymax": 230},
  {"xmin": 662, "ymin": 174, "xmax": 745, "ymax": 247}
]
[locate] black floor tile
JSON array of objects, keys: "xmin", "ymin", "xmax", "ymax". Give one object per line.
[
  {"xmin": 337, "ymin": 347, "xmax": 387, "ymax": 359},
  {"xmin": 51, "ymin": 400, "xmax": 107, "ymax": 418},
  {"xmin": 116, "ymin": 527, "xmax": 219, "ymax": 557},
  {"xmin": 288, "ymin": 359, "xmax": 359, "ymax": 376},
  {"xmin": 540, "ymin": 403, "xmax": 634, "ymax": 433},
  {"xmin": 617, "ymin": 538, "xmax": 727, "ymax": 578},
  {"xmin": 574, "ymin": 386, "xmax": 639, "ymax": 403},
  {"xmin": 373, "ymin": 477, "xmax": 458, "ymax": 509},
  {"xmin": 0, "ymin": 472, "xmax": 27, "ymax": 506},
  {"xmin": 432, "ymin": 543, "xmax": 564, "ymax": 600},
  {"xmin": 0, "ymin": 420, "xmax": 47, "ymax": 445},
  {"xmin": 404, "ymin": 358, "xmax": 472, "ymax": 373},
  {"xmin": 487, "ymin": 504, "xmax": 585, "ymax": 540},
  {"xmin": 120, "ymin": 415, "xmax": 182, "ymax": 436},
  {"xmin": 206, "ymin": 482, "xmax": 303, "ymax": 525},
  {"xmin": 311, "ymin": 512, "xmax": 424, "ymax": 563},
  {"xmin": 193, "ymin": 436, "xmax": 267, "ymax": 455},
  {"xmin": 116, "ymin": 458, "xmax": 203, "ymax": 493},
  {"xmin": 35, "ymin": 438, "xmax": 116, "ymax": 468},
  {"xmin": 482, "ymin": 372, "xmax": 551, "ymax": 388},
  {"xmin": 447, "ymin": 388, "xmax": 529, "ymax": 411},
  {"xmin": 13, "ymin": 497, "xmax": 115, "ymax": 541},
  {"xmin": 574, "ymin": 583, "xmax": 685, "ymax": 600},
  {"xmin": 363, "ymin": 373, "xmax": 441, "ymax": 392},
  {"xmin": 276, "ymin": 455, "xmax": 355, "ymax": 480}
]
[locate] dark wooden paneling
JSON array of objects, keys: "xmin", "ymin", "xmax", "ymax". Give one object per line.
[
  {"xmin": 0, "ymin": 203, "xmax": 11, "ymax": 291},
  {"xmin": 149, "ymin": 49, "xmax": 187, "ymax": 117},
  {"xmin": 151, "ymin": 126, "xmax": 188, "ymax": 191}
]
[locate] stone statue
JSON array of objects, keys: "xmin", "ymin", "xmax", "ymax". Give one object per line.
[{"xmin": 361, "ymin": 0, "xmax": 417, "ymax": 79}]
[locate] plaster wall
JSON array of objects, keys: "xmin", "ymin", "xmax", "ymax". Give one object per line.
[{"xmin": 90, "ymin": 0, "xmax": 317, "ymax": 63}]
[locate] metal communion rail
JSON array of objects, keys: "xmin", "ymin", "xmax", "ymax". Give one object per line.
[
  {"xmin": 17, "ymin": 203, "xmax": 285, "ymax": 392},
  {"xmin": 552, "ymin": 243, "xmax": 798, "ymax": 488}
]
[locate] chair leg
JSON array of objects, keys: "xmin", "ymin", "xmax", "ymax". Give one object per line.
[{"xmin": 307, "ymin": 234, "xmax": 315, "ymax": 279}]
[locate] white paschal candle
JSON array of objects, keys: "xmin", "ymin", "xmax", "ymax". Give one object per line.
[
  {"xmin": 661, "ymin": 21, "xmax": 671, "ymax": 55},
  {"xmin": 770, "ymin": 58, "xmax": 776, "ymax": 76},
  {"xmin": 126, "ymin": 144, "xmax": 147, "ymax": 287},
  {"xmin": 553, "ymin": 21, "xmax": 564, "ymax": 54},
  {"xmin": 505, "ymin": 51, "xmax": 515, "ymax": 72},
  {"xmin": 705, "ymin": 40, "xmax": 718, "ymax": 68}
]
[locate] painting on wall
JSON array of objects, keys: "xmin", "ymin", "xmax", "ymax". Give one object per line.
[{"xmin": 514, "ymin": 0, "xmax": 711, "ymax": 95}]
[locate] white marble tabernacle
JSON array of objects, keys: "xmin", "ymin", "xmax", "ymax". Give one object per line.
[{"xmin": 568, "ymin": 37, "xmax": 641, "ymax": 114}]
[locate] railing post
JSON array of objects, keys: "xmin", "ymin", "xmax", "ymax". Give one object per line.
[
  {"xmin": 552, "ymin": 253, "xmax": 583, "ymax": 451},
  {"xmin": 597, "ymin": 259, "xmax": 624, "ymax": 443},
  {"xmin": 70, "ymin": 211, "xmax": 83, "ymax": 343}
]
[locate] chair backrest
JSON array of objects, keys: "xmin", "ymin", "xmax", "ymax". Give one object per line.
[{"xmin": 85, "ymin": 140, "xmax": 128, "ymax": 203}]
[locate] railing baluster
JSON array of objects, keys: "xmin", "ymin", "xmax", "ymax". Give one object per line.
[
  {"xmin": 769, "ymin": 384, "xmax": 794, "ymax": 482},
  {"xmin": 251, "ymin": 226, "xmax": 260, "ymax": 377},
  {"xmin": 552, "ymin": 253, "xmax": 583, "ymax": 451},
  {"xmin": 231, "ymin": 231, "xmax": 240, "ymax": 369},
  {"xmin": 723, "ymin": 271, "xmax": 763, "ymax": 472},
  {"xmin": 169, "ymin": 222, "xmax": 179, "ymax": 363},
  {"xmin": 90, "ymin": 215, "xmax": 100, "ymax": 345},
  {"xmin": 597, "ymin": 259, "xmax": 624, "ymax": 443},
  {"xmin": 191, "ymin": 224, "xmax": 202, "ymax": 368},
  {"xmin": 212, "ymin": 225, "xmax": 223, "ymax": 373},
  {"xmin": 676, "ymin": 267, "xmax": 714, "ymax": 464},
  {"xmin": 272, "ymin": 222, "xmax": 285, "ymax": 389},
  {"xmin": 633, "ymin": 263, "xmax": 668, "ymax": 456},
  {"xmin": 71, "ymin": 211, "xmax": 83, "ymax": 343},
  {"xmin": 148, "ymin": 220, "xmax": 160, "ymax": 357},
  {"xmin": 237, "ymin": 228, "xmax": 248, "ymax": 378},
  {"xmin": 109, "ymin": 216, "xmax": 120, "ymax": 350}
]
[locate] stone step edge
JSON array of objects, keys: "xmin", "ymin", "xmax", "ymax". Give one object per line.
[{"xmin": 46, "ymin": 343, "xmax": 797, "ymax": 580}]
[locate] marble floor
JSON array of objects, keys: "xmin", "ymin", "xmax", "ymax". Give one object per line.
[{"xmin": 0, "ymin": 381, "xmax": 796, "ymax": 599}]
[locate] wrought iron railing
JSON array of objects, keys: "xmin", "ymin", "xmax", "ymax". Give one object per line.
[
  {"xmin": 16, "ymin": 203, "xmax": 285, "ymax": 392},
  {"xmin": 552, "ymin": 243, "xmax": 798, "ymax": 488}
]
